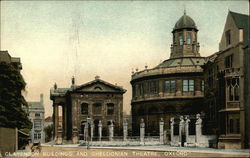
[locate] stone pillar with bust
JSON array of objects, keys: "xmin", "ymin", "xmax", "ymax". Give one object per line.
[
  {"xmin": 170, "ymin": 117, "xmax": 174, "ymax": 145},
  {"xmin": 109, "ymin": 120, "xmax": 114, "ymax": 141},
  {"xmin": 140, "ymin": 118, "xmax": 145, "ymax": 145},
  {"xmin": 98, "ymin": 120, "xmax": 102, "ymax": 141},
  {"xmin": 90, "ymin": 120, "xmax": 94, "ymax": 142},
  {"xmin": 179, "ymin": 116, "xmax": 184, "ymax": 147},
  {"xmin": 184, "ymin": 115, "xmax": 190, "ymax": 146},
  {"xmin": 159, "ymin": 118, "xmax": 164, "ymax": 144},
  {"xmin": 123, "ymin": 119, "xmax": 128, "ymax": 141},
  {"xmin": 195, "ymin": 114, "xmax": 202, "ymax": 146}
]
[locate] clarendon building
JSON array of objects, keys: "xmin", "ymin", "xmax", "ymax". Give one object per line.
[
  {"xmin": 50, "ymin": 76, "xmax": 126, "ymax": 142},
  {"xmin": 25, "ymin": 94, "xmax": 45, "ymax": 143},
  {"xmin": 203, "ymin": 11, "xmax": 249, "ymax": 149},
  {"xmin": 131, "ymin": 12, "xmax": 206, "ymax": 136}
]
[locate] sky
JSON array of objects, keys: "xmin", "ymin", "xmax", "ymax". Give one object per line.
[{"xmin": 0, "ymin": 1, "xmax": 249, "ymax": 117}]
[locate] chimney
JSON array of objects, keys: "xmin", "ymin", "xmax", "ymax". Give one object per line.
[{"xmin": 40, "ymin": 93, "xmax": 44, "ymax": 105}]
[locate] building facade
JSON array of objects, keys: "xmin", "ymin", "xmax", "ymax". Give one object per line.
[
  {"xmin": 26, "ymin": 94, "xmax": 45, "ymax": 143},
  {"xmin": 50, "ymin": 76, "xmax": 126, "ymax": 142},
  {"xmin": 203, "ymin": 11, "xmax": 249, "ymax": 149},
  {"xmin": 131, "ymin": 12, "xmax": 206, "ymax": 136},
  {"xmin": 0, "ymin": 51, "xmax": 22, "ymax": 70}
]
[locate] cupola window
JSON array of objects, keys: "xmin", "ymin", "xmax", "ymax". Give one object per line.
[
  {"xmin": 179, "ymin": 32, "xmax": 183, "ymax": 45},
  {"xmin": 187, "ymin": 32, "xmax": 192, "ymax": 44}
]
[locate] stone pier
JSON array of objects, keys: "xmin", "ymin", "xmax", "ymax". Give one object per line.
[
  {"xmin": 109, "ymin": 121, "xmax": 114, "ymax": 141},
  {"xmin": 140, "ymin": 118, "xmax": 145, "ymax": 145},
  {"xmin": 159, "ymin": 118, "xmax": 164, "ymax": 144},
  {"xmin": 123, "ymin": 119, "xmax": 128, "ymax": 141},
  {"xmin": 98, "ymin": 120, "xmax": 102, "ymax": 141}
]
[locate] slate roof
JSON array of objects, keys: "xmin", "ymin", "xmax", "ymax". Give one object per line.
[
  {"xmin": 173, "ymin": 12, "xmax": 197, "ymax": 31},
  {"xmin": 230, "ymin": 11, "xmax": 249, "ymax": 47},
  {"xmin": 156, "ymin": 57, "xmax": 205, "ymax": 68}
]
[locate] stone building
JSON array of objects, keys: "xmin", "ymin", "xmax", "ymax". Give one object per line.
[
  {"xmin": 0, "ymin": 50, "xmax": 22, "ymax": 70},
  {"xmin": 26, "ymin": 94, "xmax": 45, "ymax": 143},
  {"xmin": 50, "ymin": 76, "xmax": 126, "ymax": 143},
  {"xmin": 131, "ymin": 12, "xmax": 206, "ymax": 136},
  {"xmin": 203, "ymin": 11, "xmax": 249, "ymax": 149}
]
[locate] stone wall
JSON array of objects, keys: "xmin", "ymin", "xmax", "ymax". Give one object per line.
[{"xmin": 0, "ymin": 127, "xmax": 18, "ymax": 156}]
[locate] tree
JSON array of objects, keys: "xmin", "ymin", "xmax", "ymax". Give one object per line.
[
  {"xmin": 44, "ymin": 124, "xmax": 53, "ymax": 142},
  {"xmin": 0, "ymin": 62, "xmax": 32, "ymax": 130}
]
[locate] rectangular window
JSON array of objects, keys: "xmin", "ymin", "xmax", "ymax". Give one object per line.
[
  {"xmin": 150, "ymin": 81, "xmax": 157, "ymax": 94},
  {"xmin": 225, "ymin": 55, "xmax": 233, "ymax": 68},
  {"xmin": 187, "ymin": 32, "xmax": 192, "ymax": 44},
  {"xmin": 226, "ymin": 30, "xmax": 231, "ymax": 46},
  {"xmin": 38, "ymin": 133, "xmax": 41, "ymax": 139},
  {"xmin": 165, "ymin": 80, "xmax": 176, "ymax": 92},
  {"xmin": 183, "ymin": 80, "xmax": 188, "ymax": 92},
  {"xmin": 179, "ymin": 32, "xmax": 183, "ymax": 45},
  {"xmin": 34, "ymin": 133, "xmax": 37, "ymax": 140},
  {"xmin": 165, "ymin": 80, "xmax": 170, "ymax": 92},
  {"xmin": 34, "ymin": 120, "xmax": 41, "ymax": 129},
  {"xmin": 182, "ymin": 80, "xmax": 194, "ymax": 92}
]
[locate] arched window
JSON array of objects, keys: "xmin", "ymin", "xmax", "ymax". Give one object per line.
[
  {"xmin": 93, "ymin": 103, "xmax": 102, "ymax": 115},
  {"xmin": 81, "ymin": 103, "xmax": 88, "ymax": 115},
  {"xmin": 187, "ymin": 32, "xmax": 192, "ymax": 44},
  {"xmin": 107, "ymin": 103, "xmax": 114, "ymax": 115},
  {"xmin": 179, "ymin": 32, "xmax": 183, "ymax": 45}
]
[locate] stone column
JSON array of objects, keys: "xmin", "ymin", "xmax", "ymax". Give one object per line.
[
  {"xmin": 109, "ymin": 120, "xmax": 114, "ymax": 141},
  {"xmin": 84, "ymin": 122, "xmax": 88, "ymax": 142},
  {"xmin": 179, "ymin": 116, "xmax": 184, "ymax": 147},
  {"xmin": 140, "ymin": 118, "xmax": 145, "ymax": 145},
  {"xmin": 123, "ymin": 119, "xmax": 128, "ymax": 141},
  {"xmin": 54, "ymin": 104, "xmax": 59, "ymax": 139},
  {"xmin": 63, "ymin": 104, "xmax": 67, "ymax": 139},
  {"xmin": 72, "ymin": 126, "xmax": 78, "ymax": 144},
  {"xmin": 159, "ymin": 118, "xmax": 164, "ymax": 144},
  {"xmin": 90, "ymin": 121, "xmax": 94, "ymax": 142},
  {"xmin": 98, "ymin": 120, "xmax": 102, "ymax": 141},
  {"xmin": 195, "ymin": 114, "xmax": 202, "ymax": 146},
  {"xmin": 184, "ymin": 115, "xmax": 190, "ymax": 146},
  {"xmin": 56, "ymin": 127, "xmax": 63, "ymax": 145},
  {"xmin": 170, "ymin": 117, "xmax": 174, "ymax": 145}
]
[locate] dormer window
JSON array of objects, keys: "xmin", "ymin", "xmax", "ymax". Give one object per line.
[{"xmin": 226, "ymin": 30, "xmax": 231, "ymax": 46}]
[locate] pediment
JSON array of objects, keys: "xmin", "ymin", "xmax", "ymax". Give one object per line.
[{"xmin": 73, "ymin": 79, "xmax": 126, "ymax": 93}]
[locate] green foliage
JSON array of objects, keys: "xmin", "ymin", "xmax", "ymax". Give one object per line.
[
  {"xmin": 44, "ymin": 124, "xmax": 53, "ymax": 142},
  {"xmin": 0, "ymin": 62, "xmax": 32, "ymax": 130}
]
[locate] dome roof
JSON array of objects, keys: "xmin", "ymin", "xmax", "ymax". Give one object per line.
[
  {"xmin": 156, "ymin": 57, "xmax": 205, "ymax": 68},
  {"xmin": 174, "ymin": 12, "xmax": 197, "ymax": 31}
]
